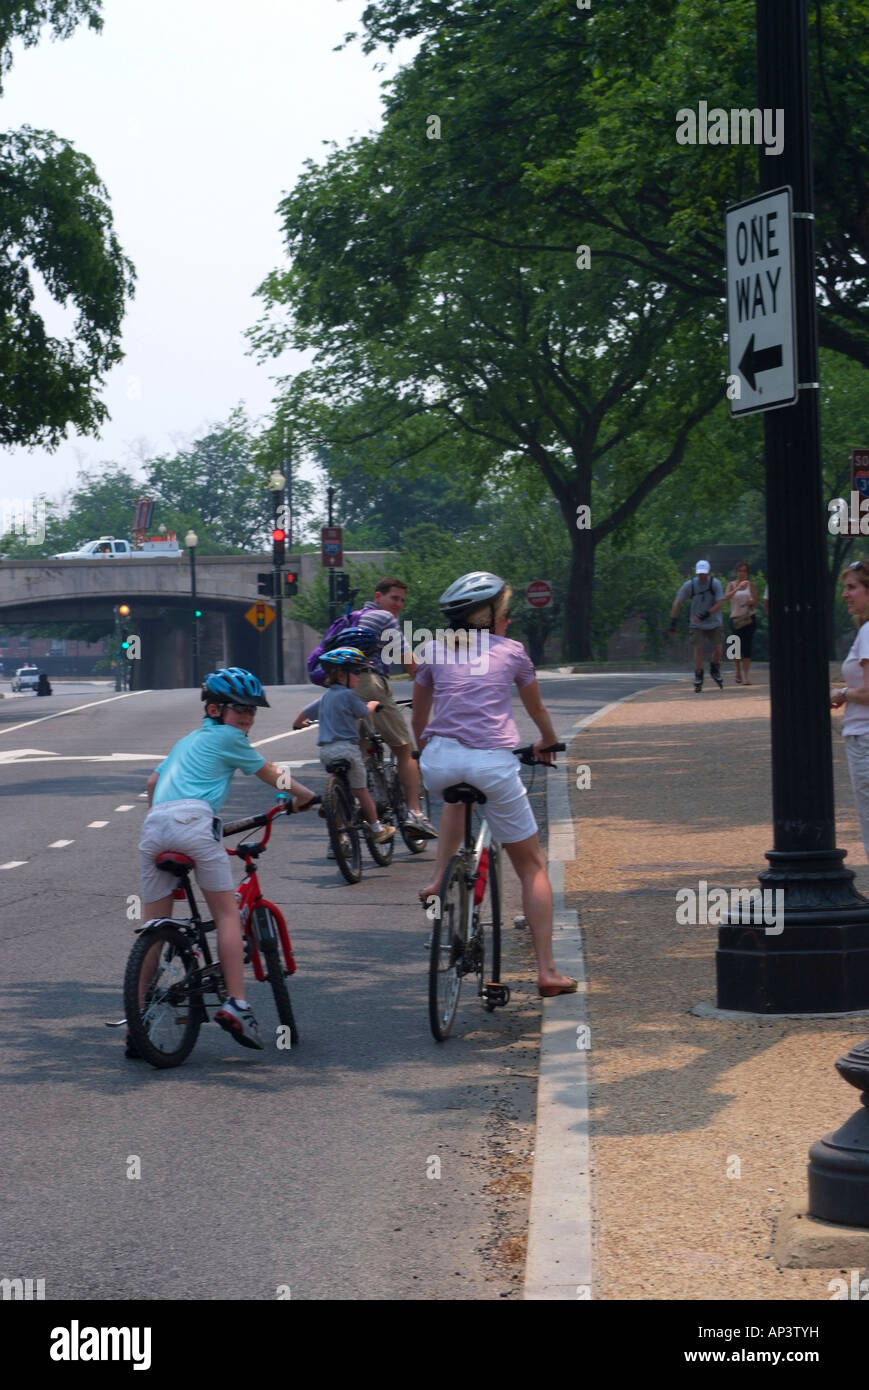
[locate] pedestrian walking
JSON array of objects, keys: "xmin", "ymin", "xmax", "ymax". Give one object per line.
[
  {"xmin": 668, "ymin": 561, "xmax": 725, "ymax": 692},
  {"xmin": 831, "ymin": 560, "xmax": 869, "ymax": 861},
  {"xmin": 724, "ymin": 561, "xmax": 758, "ymax": 685}
]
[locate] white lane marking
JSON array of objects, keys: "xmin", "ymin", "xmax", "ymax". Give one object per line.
[
  {"xmin": 0, "ymin": 753, "xmax": 164, "ymax": 764},
  {"xmin": 49, "ymin": 840, "xmax": 74, "ymax": 848},
  {"xmin": 114, "ymin": 805, "xmax": 136, "ymax": 812},
  {"xmin": 525, "ymin": 688, "xmax": 651, "ymax": 1302},
  {"xmin": 0, "ymin": 861, "xmax": 27, "ymax": 869},
  {"xmin": 87, "ymin": 821, "xmax": 109, "ymax": 828},
  {"xmin": 252, "ymin": 727, "xmax": 318, "ymax": 749},
  {"xmin": 0, "ymin": 748, "xmax": 57, "ymax": 762},
  {"xmin": 273, "ymin": 759, "xmax": 319, "ymax": 769},
  {"xmin": 0, "ymin": 689, "xmax": 152, "ymax": 737}
]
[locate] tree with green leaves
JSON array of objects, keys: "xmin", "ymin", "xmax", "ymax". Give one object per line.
[{"xmin": 0, "ymin": 2, "xmax": 135, "ymax": 446}]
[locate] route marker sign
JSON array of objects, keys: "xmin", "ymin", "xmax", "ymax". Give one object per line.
[
  {"xmin": 245, "ymin": 600, "xmax": 275, "ymax": 632},
  {"xmin": 321, "ymin": 526, "xmax": 343, "ymax": 568},
  {"xmin": 726, "ymin": 186, "xmax": 797, "ymax": 417}
]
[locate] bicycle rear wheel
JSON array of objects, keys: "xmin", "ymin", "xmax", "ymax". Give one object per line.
[
  {"xmin": 428, "ymin": 856, "xmax": 467, "ymax": 1042},
  {"xmin": 325, "ymin": 779, "xmax": 362, "ymax": 883},
  {"xmin": 123, "ymin": 925, "xmax": 202, "ymax": 1069}
]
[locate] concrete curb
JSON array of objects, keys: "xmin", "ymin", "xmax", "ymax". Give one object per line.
[{"xmin": 524, "ymin": 688, "xmax": 657, "ymax": 1300}]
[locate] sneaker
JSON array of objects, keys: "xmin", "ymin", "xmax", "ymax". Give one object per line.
[
  {"xmin": 214, "ymin": 999, "xmax": 264, "ymax": 1050},
  {"xmin": 404, "ymin": 809, "xmax": 438, "ymax": 839},
  {"xmin": 710, "ymin": 662, "xmax": 724, "ymax": 690},
  {"xmin": 693, "ymin": 668, "xmax": 703, "ymax": 693},
  {"xmin": 369, "ymin": 823, "xmax": 396, "ymax": 844}
]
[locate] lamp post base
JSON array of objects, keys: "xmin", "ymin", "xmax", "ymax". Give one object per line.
[
  {"xmin": 716, "ymin": 849, "xmax": 869, "ymax": 1013},
  {"xmin": 808, "ymin": 1041, "xmax": 869, "ymax": 1227}
]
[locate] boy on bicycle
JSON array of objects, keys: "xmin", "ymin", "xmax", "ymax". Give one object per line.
[
  {"xmin": 137, "ymin": 667, "xmax": 316, "ymax": 1052},
  {"xmin": 292, "ymin": 646, "xmax": 396, "ymax": 843}
]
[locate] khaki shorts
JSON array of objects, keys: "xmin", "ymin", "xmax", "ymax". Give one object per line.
[
  {"xmin": 139, "ymin": 798, "xmax": 234, "ymax": 901},
  {"xmin": 690, "ymin": 625, "xmax": 725, "ymax": 656},
  {"xmin": 355, "ymin": 672, "xmax": 410, "ymax": 749}
]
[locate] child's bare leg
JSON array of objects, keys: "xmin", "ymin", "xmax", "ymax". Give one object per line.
[{"xmin": 202, "ymin": 887, "xmax": 245, "ymax": 1000}]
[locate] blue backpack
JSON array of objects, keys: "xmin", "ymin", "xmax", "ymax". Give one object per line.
[{"xmin": 306, "ymin": 608, "xmax": 364, "ymax": 687}]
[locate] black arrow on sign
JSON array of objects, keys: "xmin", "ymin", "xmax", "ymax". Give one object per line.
[{"xmin": 738, "ymin": 333, "xmax": 783, "ymax": 391}]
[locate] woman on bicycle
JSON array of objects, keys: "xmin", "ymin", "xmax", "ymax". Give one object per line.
[
  {"xmin": 411, "ymin": 572, "xmax": 577, "ymax": 997},
  {"xmin": 138, "ymin": 667, "xmax": 316, "ymax": 1051}
]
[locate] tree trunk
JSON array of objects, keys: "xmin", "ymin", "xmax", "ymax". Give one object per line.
[{"xmin": 563, "ymin": 523, "xmax": 595, "ymax": 661}]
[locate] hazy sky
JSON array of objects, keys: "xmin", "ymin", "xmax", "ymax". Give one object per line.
[{"xmin": 0, "ymin": 0, "xmax": 414, "ymax": 503}]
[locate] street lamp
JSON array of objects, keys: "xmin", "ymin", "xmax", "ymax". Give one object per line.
[
  {"xmin": 268, "ymin": 471, "xmax": 285, "ymax": 685},
  {"xmin": 184, "ymin": 529, "xmax": 201, "ymax": 689}
]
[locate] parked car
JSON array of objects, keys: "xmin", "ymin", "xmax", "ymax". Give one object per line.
[{"xmin": 12, "ymin": 665, "xmax": 40, "ymax": 691}]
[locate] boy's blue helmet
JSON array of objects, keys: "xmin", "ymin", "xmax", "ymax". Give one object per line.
[
  {"xmin": 332, "ymin": 625, "xmax": 378, "ymax": 654},
  {"xmin": 201, "ymin": 667, "xmax": 270, "ymax": 708},
  {"xmin": 319, "ymin": 646, "xmax": 371, "ymax": 670}
]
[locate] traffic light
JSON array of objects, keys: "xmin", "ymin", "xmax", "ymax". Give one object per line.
[
  {"xmin": 194, "ymin": 608, "xmax": 203, "ymax": 619},
  {"xmin": 335, "ymin": 572, "xmax": 350, "ymax": 605},
  {"xmin": 283, "ymin": 570, "xmax": 298, "ymax": 597},
  {"xmin": 118, "ymin": 604, "xmax": 131, "ymax": 618},
  {"xmin": 257, "ymin": 572, "xmax": 275, "ymax": 597},
  {"xmin": 118, "ymin": 603, "xmax": 131, "ymax": 651},
  {"xmin": 272, "ymin": 528, "xmax": 286, "ymax": 566}
]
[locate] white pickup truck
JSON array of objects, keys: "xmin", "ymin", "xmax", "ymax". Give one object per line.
[{"xmin": 52, "ymin": 535, "xmax": 183, "ymax": 558}]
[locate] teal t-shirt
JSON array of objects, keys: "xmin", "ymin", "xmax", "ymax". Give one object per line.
[{"xmin": 152, "ymin": 717, "xmax": 267, "ymax": 815}]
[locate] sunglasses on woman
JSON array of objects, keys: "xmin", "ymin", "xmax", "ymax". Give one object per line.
[{"xmin": 227, "ymin": 702, "xmax": 256, "ymax": 716}]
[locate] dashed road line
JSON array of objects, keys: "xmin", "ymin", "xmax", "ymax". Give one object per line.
[
  {"xmin": 87, "ymin": 821, "xmax": 109, "ymax": 829},
  {"xmin": 1, "ymin": 861, "xmax": 27, "ymax": 870},
  {"xmin": 49, "ymin": 840, "xmax": 74, "ymax": 848},
  {"xmin": 114, "ymin": 805, "xmax": 136, "ymax": 812}
]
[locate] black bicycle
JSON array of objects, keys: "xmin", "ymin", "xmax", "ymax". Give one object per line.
[
  {"xmin": 364, "ymin": 697, "xmax": 432, "ymax": 856},
  {"xmin": 321, "ymin": 753, "xmax": 392, "ymax": 883},
  {"xmin": 427, "ymin": 742, "xmax": 565, "ymax": 1041}
]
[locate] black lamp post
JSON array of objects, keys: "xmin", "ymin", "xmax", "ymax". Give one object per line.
[
  {"xmin": 268, "ymin": 471, "xmax": 285, "ymax": 686},
  {"xmin": 185, "ymin": 529, "xmax": 201, "ymax": 689}
]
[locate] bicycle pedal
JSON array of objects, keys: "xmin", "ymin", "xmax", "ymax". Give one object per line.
[{"xmin": 483, "ymin": 982, "xmax": 510, "ymax": 1008}]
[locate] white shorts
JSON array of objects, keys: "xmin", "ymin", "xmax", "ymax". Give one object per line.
[
  {"xmin": 139, "ymin": 799, "xmax": 234, "ymax": 901},
  {"xmin": 420, "ymin": 735, "xmax": 537, "ymax": 845}
]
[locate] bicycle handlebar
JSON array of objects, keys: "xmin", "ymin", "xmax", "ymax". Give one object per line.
[
  {"xmin": 411, "ymin": 742, "xmax": 565, "ymax": 764},
  {"xmin": 222, "ymin": 794, "xmax": 321, "ymax": 839}
]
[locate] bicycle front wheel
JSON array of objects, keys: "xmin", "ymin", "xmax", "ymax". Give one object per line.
[
  {"xmin": 123, "ymin": 925, "xmax": 202, "ymax": 1069},
  {"xmin": 261, "ymin": 940, "xmax": 299, "ymax": 1045},
  {"xmin": 428, "ymin": 856, "xmax": 467, "ymax": 1042},
  {"xmin": 480, "ymin": 843, "xmax": 502, "ymax": 1009},
  {"xmin": 325, "ymin": 779, "xmax": 362, "ymax": 884}
]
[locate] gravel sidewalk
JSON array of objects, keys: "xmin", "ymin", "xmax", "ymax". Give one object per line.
[{"xmin": 565, "ymin": 668, "xmax": 869, "ymax": 1300}]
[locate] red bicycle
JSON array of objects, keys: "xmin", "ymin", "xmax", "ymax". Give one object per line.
[{"xmin": 122, "ymin": 796, "xmax": 317, "ymax": 1068}]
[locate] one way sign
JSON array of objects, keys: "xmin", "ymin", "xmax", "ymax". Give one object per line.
[{"xmin": 726, "ymin": 187, "xmax": 797, "ymax": 416}]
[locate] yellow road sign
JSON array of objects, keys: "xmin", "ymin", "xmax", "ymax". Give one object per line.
[{"xmin": 245, "ymin": 600, "xmax": 275, "ymax": 631}]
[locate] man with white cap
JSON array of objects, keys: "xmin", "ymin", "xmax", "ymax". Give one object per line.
[{"xmin": 668, "ymin": 560, "xmax": 725, "ymax": 693}]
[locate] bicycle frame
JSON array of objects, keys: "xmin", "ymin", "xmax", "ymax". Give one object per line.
[{"xmin": 136, "ymin": 801, "xmax": 297, "ymax": 1003}]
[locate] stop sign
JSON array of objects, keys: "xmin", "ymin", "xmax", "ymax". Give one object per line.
[{"xmin": 526, "ymin": 580, "xmax": 553, "ymax": 609}]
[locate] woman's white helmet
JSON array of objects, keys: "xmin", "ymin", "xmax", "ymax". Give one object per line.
[{"xmin": 439, "ymin": 571, "xmax": 506, "ymax": 623}]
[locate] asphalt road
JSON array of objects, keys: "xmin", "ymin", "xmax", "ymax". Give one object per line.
[{"xmin": 0, "ymin": 671, "xmax": 682, "ymax": 1300}]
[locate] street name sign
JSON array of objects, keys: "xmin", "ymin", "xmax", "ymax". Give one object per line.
[{"xmin": 726, "ymin": 187, "xmax": 797, "ymax": 416}]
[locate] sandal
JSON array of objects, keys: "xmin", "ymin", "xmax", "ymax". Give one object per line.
[{"xmin": 538, "ymin": 978, "xmax": 579, "ymax": 997}]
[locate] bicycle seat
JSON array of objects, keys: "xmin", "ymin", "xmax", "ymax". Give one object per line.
[
  {"xmin": 154, "ymin": 852, "xmax": 195, "ymax": 877},
  {"xmin": 325, "ymin": 758, "xmax": 351, "ymax": 775},
  {"xmin": 443, "ymin": 782, "xmax": 487, "ymax": 805}
]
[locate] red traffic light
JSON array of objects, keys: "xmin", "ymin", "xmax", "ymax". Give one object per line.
[{"xmin": 272, "ymin": 529, "xmax": 285, "ymax": 543}]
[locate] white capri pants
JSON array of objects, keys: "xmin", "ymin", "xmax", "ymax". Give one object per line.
[
  {"xmin": 139, "ymin": 798, "xmax": 234, "ymax": 901},
  {"xmin": 845, "ymin": 733, "xmax": 869, "ymax": 862},
  {"xmin": 420, "ymin": 735, "xmax": 537, "ymax": 845}
]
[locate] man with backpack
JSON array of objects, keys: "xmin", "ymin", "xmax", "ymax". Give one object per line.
[
  {"xmin": 306, "ymin": 577, "xmax": 437, "ymax": 838},
  {"xmin": 668, "ymin": 560, "xmax": 725, "ymax": 692}
]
